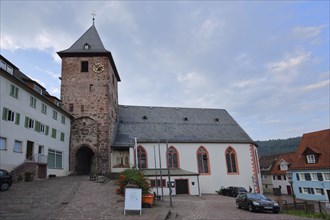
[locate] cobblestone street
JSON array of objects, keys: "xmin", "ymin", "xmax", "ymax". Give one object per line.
[{"xmin": 0, "ymin": 176, "xmax": 320, "ymax": 220}]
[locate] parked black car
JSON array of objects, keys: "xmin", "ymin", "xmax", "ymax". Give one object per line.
[
  {"xmin": 221, "ymin": 186, "xmax": 247, "ymax": 197},
  {"xmin": 236, "ymin": 193, "xmax": 280, "ymax": 214},
  {"xmin": 0, "ymin": 169, "xmax": 12, "ymax": 191}
]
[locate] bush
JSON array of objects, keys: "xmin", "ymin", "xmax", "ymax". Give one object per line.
[{"xmin": 117, "ymin": 169, "xmax": 151, "ymax": 195}]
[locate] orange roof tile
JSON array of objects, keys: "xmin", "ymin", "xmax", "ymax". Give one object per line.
[{"xmin": 290, "ymin": 129, "xmax": 330, "ymax": 170}]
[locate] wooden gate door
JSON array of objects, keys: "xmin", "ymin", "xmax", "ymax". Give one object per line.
[{"xmin": 175, "ymin": 179, "xmax": 189, "ymax": 194}]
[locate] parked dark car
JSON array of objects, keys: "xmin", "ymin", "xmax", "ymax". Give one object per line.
[
  {"xmin": 236, "ymin": 192, "xmax": 280, "ymax": 214},
  {"xmin": 0, "ymin": 169, "xmax": 12, "ymax": 191},
  {"xmin": 221, "ymin": 186, "xmax": 247, "ymax": 197}
]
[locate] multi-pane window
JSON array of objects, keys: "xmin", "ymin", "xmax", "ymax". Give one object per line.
[
  {"xmin": 0, "ymin": 137, "xmax": 6, "ymax": 150},
  {"xmin": 324, "ymin": 173, "xmax": 330, "ymax": 181},
  {"xmin": 306, "ymin": 155, "xmax": 315, "ymax": 164},
  {"xmin": 61, "ymin": 115, "xmax": 65, "ymax": 124},
  {"xmin": 315, "ymin": 188, "xmax": 324, "ymax": 195},
  {"xmin": 305, "ymin": 173, "xmax": 311, "ymax": 181},
  {"xmin": 296, "ymin": 173, "xmax": 300, "ymax": 181},
  {"xmin": 10, "ymin": 84, "xmax": 19, "ymax": 98},
  {"xmin": 51, "ymin": 128, "xmax": 57, "ymax": 139},
  {"xmin": 167, "ymin": 146, "xmax": 179, "ymax": 168},
  {"xmin": 150, "ymin": 179, "xmax": 166, "ymax": 187},
  {"xmin": 311, "ymin": 173, "xmax": 318, "ymax": 181},
  {"xmin": 300, "ymin": 173, "xmax": 306, "ymax": 181},
  {"xmin": 197, "ymin": 146, "xmax": 209, "ymax": 174},
  {"xmin": 60, "ymin": 132, "xmax": 65, "ymax": 142},
  {"xmin": 2, "ymin": 107, "xmax": 20, "ymax": 125},
  {"xmin": 13, "ymin": 140, "xmax": 22, "ymax": 152},
  {"xmin": 137, "ymin": 146, "xmax": 147, "ymax": 168},
  {"xmin": 53, "ymin": 110, "xmax": 57, "ymax": 120},
  {"xmin": 226, "ymin": 146, "xmax": 238, "ymax": 173},
  {"xmin": 30, "ymin": 96, "xmax": 36, "ymax": 108},
  {"xmin": 48, "ymin": 149, "xmax": 63, "ymax": 169},
  {"xmin": 41, "ymin": 103, "xmax": 47, "ymax": 114},
  {"xmin": 24, "ymin": 117, "xmax": 35, "ymax": 129}
]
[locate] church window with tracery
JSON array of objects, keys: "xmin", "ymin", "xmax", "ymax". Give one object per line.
[
  {"xmin": 137, "ymin": 145, "xmax": 147, "ymax": 168},
  {"xmin": 167, "ymin": 146, "xmax": 179, "ymax": 168},
  {"xmin": 225, "ymin": 146, "xmax": 239, "ymax": 174},
  {"xmin": 197, "ymin": 146, "xmax": 210, "ymax": 174}
]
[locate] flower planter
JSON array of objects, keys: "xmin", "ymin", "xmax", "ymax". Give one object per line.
[{"xmin": 142, "ymin": 194, "xmax": 154, "ymax": 207}]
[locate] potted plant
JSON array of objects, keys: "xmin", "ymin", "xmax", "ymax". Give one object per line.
[{"xmin": 116, "ymin": 169, "xmax": 154, "ymax": 206}]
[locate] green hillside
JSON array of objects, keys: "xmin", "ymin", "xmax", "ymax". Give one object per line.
[{"xmin": 256, "ymin": 137, "xmax": 301, "ymax": 157}]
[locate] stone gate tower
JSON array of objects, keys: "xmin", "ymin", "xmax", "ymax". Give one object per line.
[{"xmin": 57, "ymin": 22, "xmax": 120, "ymax": 175}]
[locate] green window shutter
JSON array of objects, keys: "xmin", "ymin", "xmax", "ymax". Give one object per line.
[
  {"xmin": 2, "ymin": 107, "xmax": 8, "ymax": 121},
  {"xmin": 35, "ymin": 121, "xmax": 40, "ymax": 132},
  {"xmin": 25, "ymin": 117, "xmax": 29, "ymax": 128},
  {"xmin": 15, "ymin": 113, "xmax": 20, "ymax": 125},
  {"xmin": 15, "ymin": 87, "xmax": 19, "ymax": 98},
  {"xmin": 45, "ymin": 125, "xmax": 49, "ymax": 135}
]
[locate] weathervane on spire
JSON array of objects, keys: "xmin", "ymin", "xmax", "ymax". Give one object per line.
[{"xmin": 91, "ymin": 10, "xmax": 96, "ymax": 25}]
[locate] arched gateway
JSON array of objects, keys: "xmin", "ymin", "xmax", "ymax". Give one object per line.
[{"xmin": 75, "ymin": 146, "xmax": 95, "ymax": 175}]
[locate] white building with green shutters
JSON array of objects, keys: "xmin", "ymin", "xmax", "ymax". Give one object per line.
[{"xmin": 0, "ymin": 55, "xmax": 72, "ymax": 178}]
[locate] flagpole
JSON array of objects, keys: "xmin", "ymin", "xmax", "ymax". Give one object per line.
[{"xmin": 135, "ymin": 137, "xmax": 139, "ymax": 170}]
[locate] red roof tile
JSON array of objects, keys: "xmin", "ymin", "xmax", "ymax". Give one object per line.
[{"xmin": 290, "ymin": 129, "xmax": 330, "ymax": 170}]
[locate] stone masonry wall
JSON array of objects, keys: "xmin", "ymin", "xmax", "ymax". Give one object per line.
[{"xmin": 60, "ymin": 56, "xmax": 118, "ymax": 174}]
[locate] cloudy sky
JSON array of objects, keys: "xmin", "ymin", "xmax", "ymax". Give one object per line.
[{"xmin": 1, "ymin": 1, "xmax": 329, "ymax": 141}]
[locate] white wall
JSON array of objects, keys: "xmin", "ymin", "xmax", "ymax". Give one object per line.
[
  {"xmin": 0, "ymin": 75, "xmax": 71, "ymax": 176},
  {"xmin": 135, "ymin": 142, "xmax": 258, "ymax": 194}
]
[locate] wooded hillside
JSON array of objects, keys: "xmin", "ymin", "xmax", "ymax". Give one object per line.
[{"xmin": 256, "ymin": 137, "xmax": 301, "ymax": 157}]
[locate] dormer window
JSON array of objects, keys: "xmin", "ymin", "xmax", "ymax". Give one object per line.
[
  {"xmin": 34, "ymin": 84, "xmax": 42, "ymax": 95},
  {"xmin": 306, "ymin": 154, "xmax": 315, "ymax": 164},
  {"xmin": 84, "ymin": 43, "xmax": 90, "ymax": 50}
]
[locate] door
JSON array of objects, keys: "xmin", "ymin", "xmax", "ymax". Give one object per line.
[
  {"xmin": 327, "ymin": 190, "xmax": 330, "ymax": 202},
  {"xmin": 26, "ymin": 141, "xmax": 34, "ymax": 160},
  {"xmin": 175, "ymin": 179, "xmax": 189, "ymax": 194},
  {"xmin": 287, "ymin": 185, "xmax": 292, "ymax": 195}
]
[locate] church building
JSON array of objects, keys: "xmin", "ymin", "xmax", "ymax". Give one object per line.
[{"xmin": 57, "ymin": 20, "xmax": 262, "ymax": 195}]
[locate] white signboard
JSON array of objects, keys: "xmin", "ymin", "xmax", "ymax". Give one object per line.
[{"xmin": 124, "ymin": 188, "xmax": 142, "ymax": 215}]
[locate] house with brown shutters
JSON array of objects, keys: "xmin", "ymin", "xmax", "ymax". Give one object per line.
[{"xmin": 289, "ymin": 129, "xmax": 330, "ymax": 202}]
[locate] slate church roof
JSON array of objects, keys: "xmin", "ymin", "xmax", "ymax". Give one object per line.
[{"xmin": 113, "ymin": 105, "xmax": 254, "ymax": 147}]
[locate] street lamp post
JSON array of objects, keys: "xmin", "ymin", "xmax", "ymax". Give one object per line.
[{"xmin": 287, "ymin": 171, "xmax": 297, "ymax": 209}]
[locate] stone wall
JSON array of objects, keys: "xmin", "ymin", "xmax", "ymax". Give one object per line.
[{"xmin": 60, "ymin": 56, "xmax": 118, "ymax": 174}]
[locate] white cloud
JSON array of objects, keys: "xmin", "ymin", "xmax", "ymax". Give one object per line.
[
  {"xmin": 293, "ymin": 24, "xmax": 327, "ymax": 39},
  {"xmin": 267, "ymin": 50, "xmax": 311, "ymax": 72},
  {"xmin": 177, "ymin": 71, "xmax": 208, "ymax": 88},
  {"xmin": 303, "ymin": 79, "xmax": 330, "ymax": 90},
  {"xmin": 232, "ymin": 78, "xmax": 266, "ymax": 89},
  {"xmin": 35, "ymin": 66, "xmax": 60, "ymax": 79}
]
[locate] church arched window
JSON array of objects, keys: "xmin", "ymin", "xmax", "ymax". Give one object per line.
[
  {"xmin": 197, "ymin": 146, "xmax": 210, "ymax": 174},
  {"xmin": 225, "ymin": 146, "xmax": 239, "ymax": 174},
  {"xmin": 137, "ymin": 145, "xmax": 147, "ymax": 168},
  {"xmin": 167, "ymin": 146, "xmax": 179, "ymax": 168}
]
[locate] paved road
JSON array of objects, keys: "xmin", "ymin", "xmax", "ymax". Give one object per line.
[
  {"xmin": 0, "ymin": 176, "xmax": 319, "ymax": 220},
  {"xmin": 164, "ymin": 194, "xmax": 319, "ymax": 220}
]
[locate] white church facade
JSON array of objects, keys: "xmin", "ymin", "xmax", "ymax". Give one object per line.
[{"xmin": 1, "ymin": 19, "xmax": 262, "ymax": 195}]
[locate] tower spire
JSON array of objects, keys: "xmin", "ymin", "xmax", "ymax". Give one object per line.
[{"xmin": 91, "ymin": 10, "xmax": 96, "ymax": 25}]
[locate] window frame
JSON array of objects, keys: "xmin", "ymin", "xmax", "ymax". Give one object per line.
[
  {"xmin": 53, "ymin": 110, "xmax": 58, "ymax": 120},
  {"xmin": 0, "ymin": 137, "xmax": 6, "ymax": 150},
  {"xmin": 196, "ymin": 146, "xmax": 210, "ymax": 175},
  {"xmin": 306, "ymin": 154, "xmax": 316, "ymax": 164},
  {"xmin": 48, "ymin": 149, "xmax": 63, "ymax": 169},
  {"xmin": 225, "ymin": 146, "xmax": 239, "ymax": 174},
  {"xmin": 41, "ymin": 103, "xmax": 47, "ymax": 114},
  {"xmin": 10, "ymin": 84, "xmax": 19, "ymax": 99},
  {"xmin": 30, "ymin": 96, "xmax": 37, "ymax": 108},
  {"xmin": 136, "ymin": 145, "xmax": 147, "ymax": 168},
  {"xmin": 13, "ymin": 140, "xmax": 22, "ymax": 153},
  {"xmin": 167, "ymin": 146, "xmax": 180, "ymax": 168}
]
